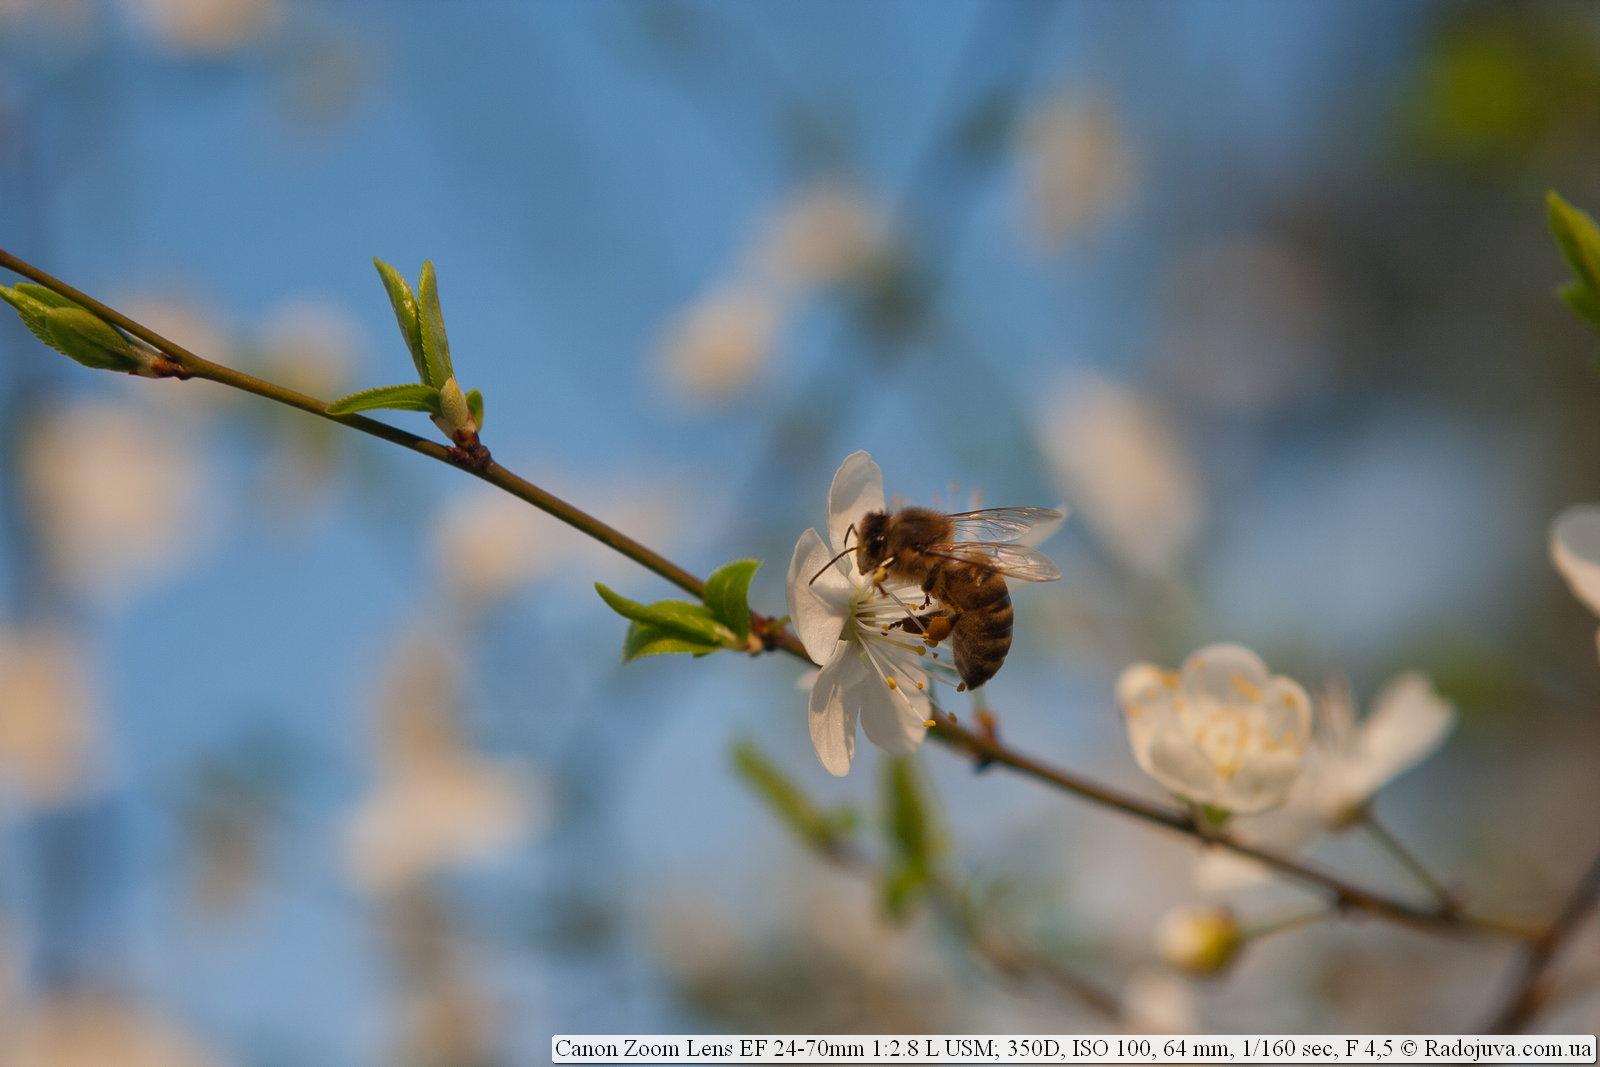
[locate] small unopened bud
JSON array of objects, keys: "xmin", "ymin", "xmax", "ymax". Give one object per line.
[
  {"xmin": 1, "ymin": 286, "xmax": 146, "ymax": 373},
  {"xmin": 47, "ymin": 307, "xmax": 145, "ymax": 371},
  {"xmin": 1155, "ymin": 904, "xmax": 1241, "ymax": 976},
  {"xmin": 431, "ymin": 375, "xmax": 477, "ymax": 439}
]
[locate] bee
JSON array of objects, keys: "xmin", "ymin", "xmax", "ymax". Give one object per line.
[{"xmin": 853, "ymin": 506, "xmax": 1062, "ymax": 691}]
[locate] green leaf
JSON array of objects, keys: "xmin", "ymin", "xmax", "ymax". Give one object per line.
[
  {"xmin": 45, "ymin": 307, "xmax": 141, "ymax": 370},
  {"xmin": 702, "ymin": 558, "xmax": 760, "ymax": 642},
  {"xmin": 1559, "ymin": 280, "xmax": 1600, "ymax": 329},
  {"xmin": 732, "ymin": 740, "xmax": 856, "ymax": 852},
  {"xmin": 879, "ymin": 756, "xmax": 939, "ymax": 920},
  {"xmin": 12, "ymin": 283, "xmax": 82, "ymax": 310},
  {"xmin": 1548, "ymin": 190, "xmax": 1600, "ymax": 293},
  {"xmin": 416, "ymin": 261, "xmax": 453, "ymax": 387},
  {"xmin": 622, "ymin": 623, "xmax": 724, "ymax": 661},
  {"xmin": 0, "ymin": 286, "xmax": 58, "ymax": 350},
  {"xmin": 373, "ymin": 259, "xmax": 427, "ymax": 383},
  {"xmin": 465, "ymin": 387, "xmax": 484, "ymax": 431},
  {"xmin": 327, "ymin": 382, "xmax": 442, "ymax": 416},
  {"xmin": 881, "ymin": 865, "xmax": 926, "ymax": 922},
  {"xmin": 594, "ymin": 583, "xmax": 736, "ymax": 647},
  {"xmin": 884, "ymin": 756, "xmax": 933, "ymax": 872}
]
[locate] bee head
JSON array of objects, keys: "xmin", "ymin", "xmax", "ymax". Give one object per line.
[{"xmin": 855, "ymin": 511, "xmax": 891, "ymax": 572}]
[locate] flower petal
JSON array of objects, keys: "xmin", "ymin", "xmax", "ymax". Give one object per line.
[
  {"xmin": 826, "ymin": 450, "xmax": 884, "ymax": 555},
  {"xmin": 786, "ymin": 527, "xmax": 850, "ymax": 662},
  {"xmin": 1180, "ymin": 643, "xmax": 1270, "ymax": 715},
  {"xmin": 1143, "ymin": 726, "xmax": 1228, "ymax": 805},
  {"xmin": 1259, "ymin": 676, "xmax": 1313, "ymax": 747},
  {"xmin": 857, "ymin": 671, "xmax": 929, "ymax": 756},
  {"xmin": 808, "ymin": 645, "xmax": 861, "ymax": 776},
  {"xmin": 1120, "ymin": 664, "xmax": 1219, "ymax": 800},
  {"xmin": 1552, "ymin": 504, "xmax": 1600, "ymax": 617},
  {"xmin": 1211, "ymin": 742, "xmax": 1305, "ymax": 813},
  {"xmin": 1118, "ymin": 662, "xmax": 1175, "ymax": 769},
  {"xmin": 1346, "ymin": 671, "xmax": 1453, "ymax": 799}
]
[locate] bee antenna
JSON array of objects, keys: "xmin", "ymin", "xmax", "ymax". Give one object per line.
[{"xmin": 808, "ymin": 524, "xmax": 857, "ymax": 586}]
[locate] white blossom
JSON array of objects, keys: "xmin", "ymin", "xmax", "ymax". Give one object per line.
[
  {"xmin": 1019, "ymin": 95, "xmax": 1134, "ymax": 248},
  {"xmin": 750, "ymin": 181, "xmax": 884, "ymax": 292},
  {"xmin": 656, "ymin": 281, "xmax": 782, "ymax": 407},
  {"xmin": 0, "ymin": 626, "xmax": 99, "ymax": 807},
  {"xmin": 343, "ymin": 630, "xmax": 542, "ymax": 892},
  {"xmin": 0, "ymin": 993, "xmax": 230, "ymax": 1067},
  {"xmin": 1119, "ymin": 644, "xmax": 1312, "ymax": 814},
  {"xmin": 22, "ymin": 400, "xmax": 205, "ymax": 607},
  {"xmin": 1552, "ymin": 503, "xmax": 1600, "ymax": 660},
  {"xmin": 1039, "ymin": 371, "xmax": 1201, "ymax": 574},
  {"xmin": 1301, "ymin": 672, "xmax": 1454, "ymax": 829},
  {"xmin": 786, "ymin": 451, "xmax": 931, "ymax": 776},
  {"xmin": 122, "ymin": 0, "xmax": 279, "ymax": 54}
]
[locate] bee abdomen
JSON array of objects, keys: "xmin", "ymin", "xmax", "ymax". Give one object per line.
[{"xmin": 951, "ymin": 584, "xmax": 1013, "ymax": 690}]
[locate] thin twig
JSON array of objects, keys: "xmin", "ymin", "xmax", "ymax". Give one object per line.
[
  {"xmin": 1363, "ymin": 814, "xmax": 1460, "ymax": 913},
  {"xmin": 1483, "ymin": 845, "xmax": 1600, "ymax": 1033},
  {"xmin": 922, "ymin": 711, "xmax": 1532, "ymax": 941},
  {"xmin": 0, "ymin": 248, "xmax": 706, "ymax": 601}
]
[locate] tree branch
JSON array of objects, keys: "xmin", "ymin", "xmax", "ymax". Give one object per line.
[
  {"xmin": 1483, "ymin": 845, "xmax": 1600, "ymax": 1033},
  {"xmin": 0, "ymin": 247, "xmax": 1546, "ymax": 966}
]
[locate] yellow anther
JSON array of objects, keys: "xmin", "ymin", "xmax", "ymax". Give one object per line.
[
  {"xmin": 886, "ymin": 676, "xmax": 898, "ymax": 690},
  {"xmin": 1229, "ymin": 671, "xmax": 1262, "ymax": 703},
  {"xmin": 922, "ymin": 719, "xmax": 936, "ymax": 728}
]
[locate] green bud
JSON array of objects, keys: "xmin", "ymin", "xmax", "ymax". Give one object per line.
[
  {"xmin": 1156, "ymin": 905, "xmax": 1242, "ymax": 976},
  {"xmin": 46, "ymin": 307, "xmax": 142, "ymax": 371},
  {"xmin": 0, "ymin": 286, "xmax": 142, "ymax": 372},
  {"xmin": 432, "ymin": 375, "xmax": 476, "ymax": 438}
]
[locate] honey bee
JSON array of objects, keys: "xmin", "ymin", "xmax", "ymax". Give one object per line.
[{"xmin": 853, "ymin": 506, "xmax": 1062, "ymax": 691}]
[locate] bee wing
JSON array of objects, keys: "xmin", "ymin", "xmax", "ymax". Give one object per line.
[
  {"xmin": 947, "ymin": 506, "xmax": 1065, "ymax": 544},
  {"xmin": 927, "ymin": 541, "xmax": 1061, "ymax": 582}
]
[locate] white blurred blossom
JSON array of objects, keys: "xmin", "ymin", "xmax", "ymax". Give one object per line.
[
  {"xmin": 1552, "ymin": 503, "xmax": 1600, "ymax": 660},
  {"xmin": 1120, "ymin": 968, "xmax": 1199, "ymax": 1033},
  {"xmin": 1192, "ymin": 670, "xmax": 1454, "ymax": 892},
  {"xmin": 344, "ymin": 631, "xmax": 543, "ymax": 892},
  {"xmin": 0, "ymin": 627, "xmax": 99, "ymax": 808},
  {"xmin": 0, "ymin": 994, "xmax": 228, "ymax": 1067},
  {"xmin": 253, "ymin": 299, "xmax": 357, "ymax": 396},
  {"xmin": 23, "ymin": 400, "xmax": 205, "ymax": 606},
  {"xmin": 1301, "ymin": 673, "xmax": 1454, "ymax": 829},
  {"xmin": 432, "ymin": 488, "xmax": 551, "ymax": 611},
  {"xmin": 656, "ymin": 281, "xmax": 782, "ymax": 407},
  {"xmin": 1119, "ymin": 644, "xmax": 1312, "ymax": 814},
  {"xmin": 1040, "ymin": 372, "xmax": 1201, "ymax": 574},
  {"xmin": 432, "ymin": 472, "xmax": 681, "ymax": 602},
  {"xmin": 121, "ymin": 0, "xmax": 278, "ymax": 53},
  {"xmin": 786, "ymin": 451, "xmax": 931, "ymax": 776},
  {"xmin": 1020, "ymin": 95, "xmax": 1134, "ymax": 248},
  {"xmin": 251, "ymin": 300, "xmax": 360, "ymax": 515},
  {"xmin": 114, "ymin": 295, "xmax": 232, "ymax": 386},
  {"xmin": 750, "ymin": 181, "xmax": 884, "ymax": 292}
]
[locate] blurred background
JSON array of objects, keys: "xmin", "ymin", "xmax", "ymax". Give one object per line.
[{"xmin": 2, "ymin": 0, "xmax": 1600, "ymax": 1061}]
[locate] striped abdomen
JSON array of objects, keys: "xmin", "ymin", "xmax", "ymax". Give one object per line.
[{"xmin": 928, "ymin": 563, "xmax": 1014, "ymax": 690}]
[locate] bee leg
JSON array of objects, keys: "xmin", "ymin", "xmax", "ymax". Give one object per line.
[{"xmin": 891, "ymin": 610, "xmax": 955, "ymax": 645}]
